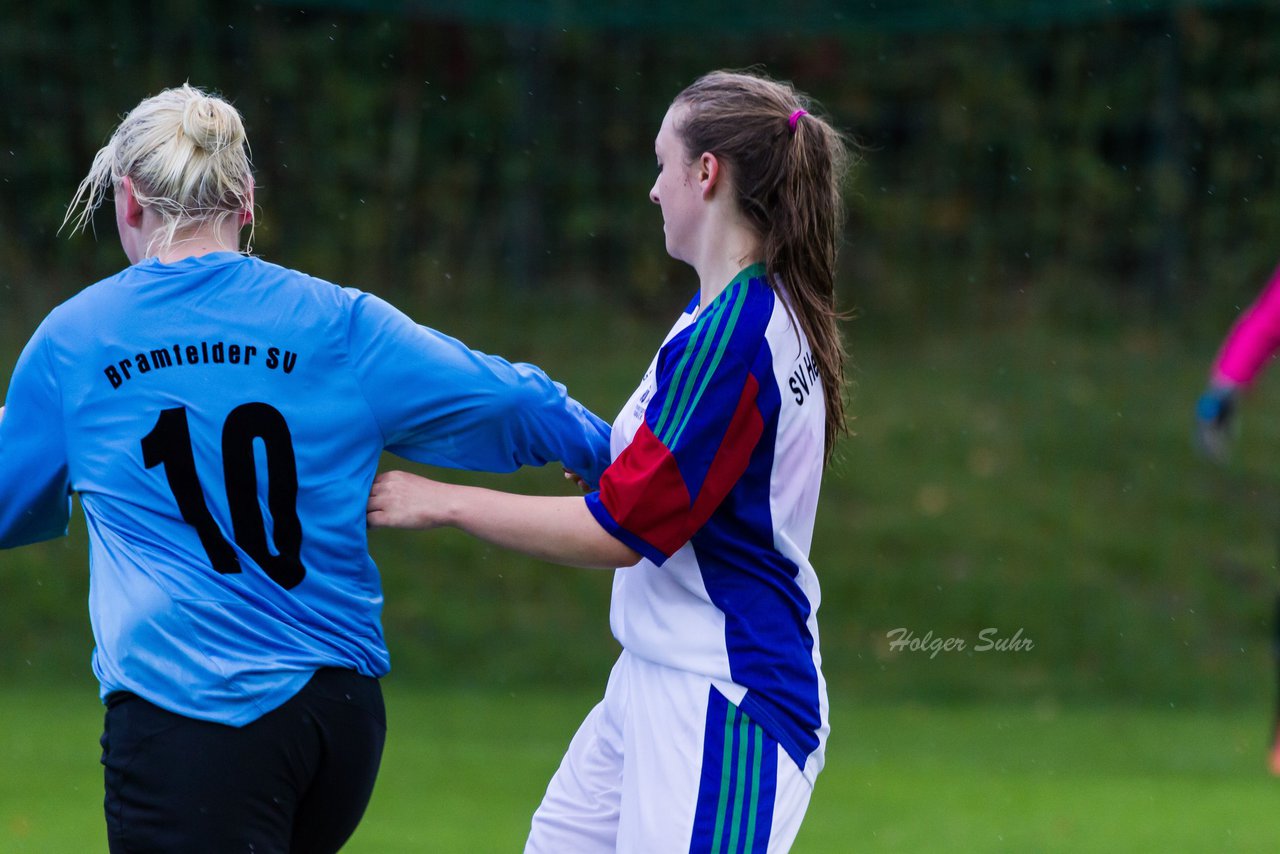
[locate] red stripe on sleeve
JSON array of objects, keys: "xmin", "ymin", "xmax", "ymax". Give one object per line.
[
  {"xmin": 598, "ymin": 373, "xmax": 763, "ymax": 559},
  {"xmin": 689, "ymin": 372, "xmax": 763, "ymax": 525},
  {"xmin": 597, "ymin": 423, "xmax": 692, "ymax": 558}
]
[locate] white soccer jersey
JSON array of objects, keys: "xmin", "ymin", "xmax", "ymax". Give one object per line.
[{"xmin": 585, "ymin": 263, "xmax": 829, "ymax": 782}]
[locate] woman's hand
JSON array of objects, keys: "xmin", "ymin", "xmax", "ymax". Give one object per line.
[
  {"xmin": 367, "ymin": 470, "xmax": 454, "ymax": 530},
  {"xmin": 1194, "ymin": 384, "xmax": 1238, "ymax": 464},
  {"xmin": 563, "ymin": 467, "xmax": 591, "ymax": 493}
]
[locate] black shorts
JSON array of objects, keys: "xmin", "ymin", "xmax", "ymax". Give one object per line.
[{"xmin": 101, "ymin": 667, "xmax": 386, "ymax": 854}]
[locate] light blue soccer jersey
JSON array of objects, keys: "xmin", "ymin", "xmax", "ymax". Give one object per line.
[{"xmin": 0, "ymin": 252, "xmax": 611, "ymax": 725}]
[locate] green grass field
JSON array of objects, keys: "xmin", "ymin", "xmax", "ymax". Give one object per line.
[
  {"xmin": 3, "ymin": 683, "xmax": 1279, "ymax": 852},
  {"xmin": 8, "ymin": 306, "xmax": 1280, "ymax": 850}
]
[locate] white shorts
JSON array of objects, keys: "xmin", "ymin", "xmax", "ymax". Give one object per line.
[{"xmin": 525, "ymin": 650, "xmax": 814, "ymax": 854}]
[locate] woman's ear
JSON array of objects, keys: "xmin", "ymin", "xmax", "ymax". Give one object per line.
[
  {"xmin": 120, "ymin": 176, "xmax": 145, "ymax": 228},
  {"xmin": 241, "ymin": 179, "xmax": 255, "ymax": 226},
  {"xmin": 698, "ymin": 152, "xmax": 721, "ymax": 200}
]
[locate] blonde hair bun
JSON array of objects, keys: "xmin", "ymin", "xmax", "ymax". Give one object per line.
[
  {"xmin": 181, "ymin": 93, "xmax": 245, "ymax": 154},
  {"xmin": 62, "ymin": 83, "xmax": 255, "ymax": 255}
]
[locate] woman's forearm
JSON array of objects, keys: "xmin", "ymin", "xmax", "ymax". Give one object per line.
[
  {"xmin": 368, "ymin": 471, "xmax": 640, "ymax": 569},
  {"xmin": 449, "ymin": 487, "xmax": 637, "ymax": 568}
]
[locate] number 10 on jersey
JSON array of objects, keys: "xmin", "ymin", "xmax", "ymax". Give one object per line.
[{"xmin": 141, "ymin": 403, "xmax": 306, "ymax": 589}]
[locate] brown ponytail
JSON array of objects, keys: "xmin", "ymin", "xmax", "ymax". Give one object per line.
[{"xmin": 672, "ymin": 70, "xmax": 853, "ymax": 463}]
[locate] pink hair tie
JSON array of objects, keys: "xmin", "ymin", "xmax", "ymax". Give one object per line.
[{"xmin": 788, "ymin": 109, "xmax": 808, "ymax": 135}]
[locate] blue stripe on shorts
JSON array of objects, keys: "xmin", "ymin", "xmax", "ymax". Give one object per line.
[{"xmin": 690, "ymin": 687, "xmax": 778, "ymax": 854}]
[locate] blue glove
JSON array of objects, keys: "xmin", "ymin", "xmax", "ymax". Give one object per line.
[{"xmin": 1194, "ymin": 385, "xmax": 1237, "ymax": 462}]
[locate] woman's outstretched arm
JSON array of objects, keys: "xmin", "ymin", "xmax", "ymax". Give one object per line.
[{"xmin": 367, "ymin": 470, "xmax": 640, "ymax": 569}]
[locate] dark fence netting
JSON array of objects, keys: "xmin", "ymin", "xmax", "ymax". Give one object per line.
[{"xmin": 2, "ymin": 0, "xmax": 1278, "ymax": 335}]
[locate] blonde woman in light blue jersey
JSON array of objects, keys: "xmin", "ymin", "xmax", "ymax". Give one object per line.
[{"xmin": 0, "ymin": 83, "xmax": 611, "ymax": 853}]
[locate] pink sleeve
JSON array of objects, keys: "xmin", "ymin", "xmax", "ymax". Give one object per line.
[{"xmin": 1213, "ymin": 265, "xmax": 1280, "ymax": 387}]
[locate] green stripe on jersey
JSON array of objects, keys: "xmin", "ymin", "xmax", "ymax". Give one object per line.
[
  {"xmin": 652, "ymin": 302, "xmax": 716, "ymax": 440},
  {"xmin": 666, "ymin": 283, "xmax": 748, "ymax": 450},
  {"xmin": 652, "ymin": 264, "xmax": 764, "ymax": 443},
  {"xmin": 659, "ymin": 282, "xmax": 739, "ymax": 446}
]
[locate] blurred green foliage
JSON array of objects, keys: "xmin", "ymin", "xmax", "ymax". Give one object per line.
[
  {"xmin": 5, "ymin": 2, "xmax": 1280, "ymax": 706},
  {"xmin": 2, "ymin": 1, "xmax": 1279, "ymax": 332}
]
